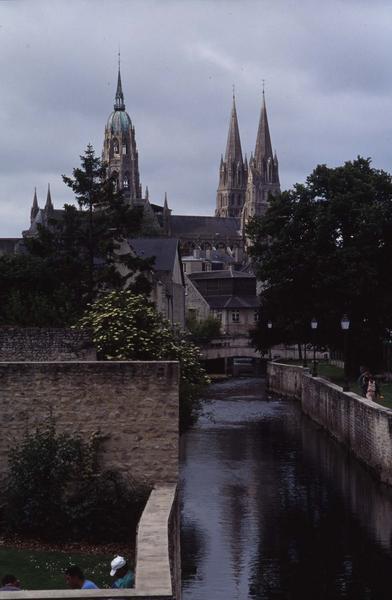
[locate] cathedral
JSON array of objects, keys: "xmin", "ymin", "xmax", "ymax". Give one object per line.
[{"xmin": 7, "ymin": 64, "xmax": 280, "ymax": 262}]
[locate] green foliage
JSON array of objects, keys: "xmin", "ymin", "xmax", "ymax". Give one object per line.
[
  {"xmin": 2, "ymin": 425, "xmax": 149, "ymax": 543},
  {"xmin": 247, "ymin": 157, "xmax": 392, "ymax": 371},
  {"xmin": 78, "ymin": 291, "xmax": 210, "ymax": 428},
  {"xmin": 0, "ymin": 145, "xmax": 152, "ymax": 326},
  {"xmin": 186, "ymin": 315, "xmax": 221, "ymax": 343}
]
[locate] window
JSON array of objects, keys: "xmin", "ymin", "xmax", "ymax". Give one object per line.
[
  {"xmin": 254, "ymin": 310, "xmax": 260, "ymax": 322},
  {"xmin": 232, "ymin": 310, "xmax": 240, "ymax": 323},
  {"xmin": 215, "ymin": 311, "xmax": 222, "ymax": 323},
  {"xmin": 113, "ymin": 139, "xmax": 119, "ymax": 154},
  {"xmin": 122, "ymin": 145, "xmax": 127, "ymax": 155},
  {"xmin": 123, "ymin": 175, "xmax": 129, "ymax": 189}
]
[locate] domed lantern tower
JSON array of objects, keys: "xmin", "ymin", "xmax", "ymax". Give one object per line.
[{"xmin": 102, "ymin": 61, "xmax": 142, "ymax": 204}]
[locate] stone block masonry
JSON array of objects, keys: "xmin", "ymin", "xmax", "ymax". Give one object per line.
[
  {"xmin": 0, "ymin": 361, "xmax": 179, "ymax": 485},
  {"xmin": 0, "ymin": 327, "xmax": 96, "ymax": 361},
  {"xmin": 267, "ymin": 362, "xmax": 392, "ymax": 486}
]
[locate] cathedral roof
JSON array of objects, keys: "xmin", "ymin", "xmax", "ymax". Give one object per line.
[
  {"xmin": 106, "ymin": 110, "xmax": 132, "ymax": 134},
  {"xmin": 170, "ymin": 215, "xmax": 241, "ymax": 239}
]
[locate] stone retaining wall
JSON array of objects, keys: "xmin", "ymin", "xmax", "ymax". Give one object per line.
[
  {"xmin": 0, "ymin": 485, "xmax": 180, "ymax": 600},
  {"xmin": 267, "ymin": 362, "xmax": 392, "ymax": 486},
  {"xmin": 0, "ymin": 361, "xmax": 179, "ymax": 485},
  {"xmin": 0, "ymin": 328, "xmax": 96, "ymax": 361}
]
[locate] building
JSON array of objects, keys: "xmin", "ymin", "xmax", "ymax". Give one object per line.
[
  {"xmin": 186, "ymin": 269, "xmax": 259, "ymax": 336},
  {"xmin": 128, "ymin": 238, "xmax": 185, "ymax": 327}
]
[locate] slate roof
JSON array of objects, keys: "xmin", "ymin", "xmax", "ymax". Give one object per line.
[
  {"xmin": 188, "ymin": 270, "xmax": 255, "ymax": 280},
  {"xmin": 128, "ymin": 237, "xmax": 179, "ymax": 273},
  {"xmin": 206, "ymin": 295, "xmax": 260, "ymax": 309},
  {"xmin": 169, "ymin": 215, "xmax": 241, "ymax": 238}
]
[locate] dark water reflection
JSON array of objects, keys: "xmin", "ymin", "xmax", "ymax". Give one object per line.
[{"xmin": 180, "ymin": 378, "xmax": 392, "ymax": 599}]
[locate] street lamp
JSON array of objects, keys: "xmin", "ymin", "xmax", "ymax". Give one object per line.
[
  {"xmin": 341, "ymin": 314, "xmax": 350, "ymax": 391},
  {"xmin": 311, "ymin": 317, "xmax": 318, "ymax": 377},
  {"xmin": 267, "ymin": 320, "xmax": 272, "ymax": 360}
]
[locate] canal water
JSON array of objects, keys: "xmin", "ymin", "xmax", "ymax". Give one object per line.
[{"xmin": 180, "ymin": 378, "xmax": 392, "ymax": 600}]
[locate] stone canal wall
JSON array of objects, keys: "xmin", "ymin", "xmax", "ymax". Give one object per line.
[
  {"xmin": 0, "ymin": 327, "xmax": 96, "ymax": 361},
  {"xmin": 267, "ymin": 362, "xmax": 392, "ymax": 486},
  {"xmin": 0, "ymin": 361, "xmax": 179, "ymax": 485}
]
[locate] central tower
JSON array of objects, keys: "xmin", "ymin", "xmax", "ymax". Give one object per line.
[{"xmin": 102, "ymin": 62, "xmax": 142, "ymax": 204}]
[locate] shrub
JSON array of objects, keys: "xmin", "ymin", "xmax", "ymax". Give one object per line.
[
  {"xmin": 2, "ymin": 425, "xmax": 149, "ymax": 543},
  {"xmin": 78, "ymin": 291, "xmax": 210, "ymax": 429}
]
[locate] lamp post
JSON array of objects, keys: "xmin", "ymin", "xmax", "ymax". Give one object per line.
[
  {"xmin": 341, "ymin": 314, "xmax": 350, "ymax": 391},
  {"xmin": 311, "ymin": 317, "xmax": 318, "ymax": 377},
  {"xmin": 267, "ymin": 320, "xmax": 272, "ymax": 361}
]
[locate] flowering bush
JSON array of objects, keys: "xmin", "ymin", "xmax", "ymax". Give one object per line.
[{"xmin": 78, "ymin": 291, "xmax": 210, "ymax": 428}]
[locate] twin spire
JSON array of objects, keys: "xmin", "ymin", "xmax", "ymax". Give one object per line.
[
  {"xmin": 224, "ymin": 87, "xmax": 274, "ymax": 168},
  {"xmin": 225, "ymin": 92, "xmax": 243, "ymax": 164}
]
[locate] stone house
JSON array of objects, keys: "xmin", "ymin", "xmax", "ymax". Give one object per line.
[{"xmin": 186, "ymin": 269, "xmax": 260, "ymax": 336}]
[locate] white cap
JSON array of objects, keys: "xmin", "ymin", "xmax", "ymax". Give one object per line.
[{"xmin": 110, "ymin": 555, "xmax": 126, "ymax": 577}]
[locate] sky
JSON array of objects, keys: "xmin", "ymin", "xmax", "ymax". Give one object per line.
[{"xmin": 1, "ymin": 0, "xmax": 392, "ymax": 237}]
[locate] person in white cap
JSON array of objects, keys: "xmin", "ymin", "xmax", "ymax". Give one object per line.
[{"xmin": 110, "ymin": 556, "xmax": 134, "ymax": 589}]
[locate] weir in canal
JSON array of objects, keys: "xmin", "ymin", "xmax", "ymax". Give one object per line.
[{"xmin": 180, "ymin": 378, "xmax": 392, "ymax": 600}]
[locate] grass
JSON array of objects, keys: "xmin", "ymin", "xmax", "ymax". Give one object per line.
[
  {"xmin": 0, "ymin": 547, "xmax": 113, "ymax": 590},
  {"xmin": 278, "ymin": 360, "xmax": 392, "ymax": 409}
]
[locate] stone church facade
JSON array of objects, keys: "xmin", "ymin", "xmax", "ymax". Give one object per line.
[{"xmin": 8, "ymin": 65, "xmax": 280, "ymax": 264}]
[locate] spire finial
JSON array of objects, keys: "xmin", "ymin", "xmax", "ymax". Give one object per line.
[
  {"xmin": 262, "ymin": 79, "xmax": 265, "ymax": 95},
  {"xmin": 232, "ymin": 83, "xmax": 235, "ymax": 100},
  {"xmin": 114, "ymin": 52, "xmax": 125, "ymax": 111}
]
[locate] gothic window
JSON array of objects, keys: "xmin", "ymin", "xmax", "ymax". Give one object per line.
[
  {"xmin": 123, "ymin": 173, "xmax": 129, "ymax": 189},
  {"xmin": 254, "ymin": 310, "xmax": 260, "ymax": 322},
  {"xmin": 113, "ymin": 138, "xmax": 119, "ymax": 154},
  {"xmin": 122, "ymin": 144, "xmax": 127, "ymax": 155}
]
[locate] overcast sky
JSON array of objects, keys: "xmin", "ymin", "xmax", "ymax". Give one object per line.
[{"xmin": 1, "ymin": 0, "xmax": 392, "ymax": 236}]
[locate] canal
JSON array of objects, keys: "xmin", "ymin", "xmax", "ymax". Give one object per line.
[{"xmin": 180, "ymin": 378, "xmax": 392, "ymax": 599}]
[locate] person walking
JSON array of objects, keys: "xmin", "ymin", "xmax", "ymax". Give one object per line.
[{"xmin": 365, "ymin": 374, "xmax": 380, "ymax": 402}]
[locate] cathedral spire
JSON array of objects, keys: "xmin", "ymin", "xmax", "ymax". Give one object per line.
[
  {"xmin": 224, "ymin": 90, "xmax": 243, "ymax": 164},
  {"xmin": 254, "ymin": 89, "xmax": 273, "ymax": 169},
  {"xmin": 114, "ymin": 53, "xmax": 125, "ymax": 111},
  {"xmin": 30, "ymin": 187, "xmax": 39, "ymax": 223},
  {"xmin": 45, "ymin": 183, "xmax": 53, "ymax": 212}
]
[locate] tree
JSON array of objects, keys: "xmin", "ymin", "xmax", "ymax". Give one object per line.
[
  {"xmin": 247, "ymin": 157, "xmax": 392, "ymax": 372},
  {"xmin": 78, "ymin": 291, "xmax": 210, "ymax": 429},
  {"xmin": 62, "ymin": 144, "xmax": 152, "ymax": 300},
  {"xmin": 186, "ymin": 315, "xmax": 222, "ymax": 343},
  {"xmin": 0, "ymin": 145, "xmax": 153, "ymax": 327}
]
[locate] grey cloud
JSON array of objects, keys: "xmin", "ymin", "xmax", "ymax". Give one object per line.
[{"xmin": 1, "ymin": 0, "xmax": 392, "ymax": 235}]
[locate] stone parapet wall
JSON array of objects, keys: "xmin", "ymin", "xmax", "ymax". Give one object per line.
[
  {"xmin": 0, "ymin": 328, "xmax": 96, "ymax": 361},
  {"xmin": 267, "ymin": 362, "xmax": 392, "ymax": 486},
  {"xmin": 0, "ymin": 485, "xmax": 180, "ymax": 600},
  {"xmin": 0, "ymin": 361, "xmax": 179, "ymax": 485},
  {"xmin": 267, "ymin": 361, "xmax": 305, "ymax": 398}
]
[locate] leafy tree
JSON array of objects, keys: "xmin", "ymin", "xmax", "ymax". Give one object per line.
[
  {"xmin": 78, "ymin": 291, "xmax": 210, "ymax": 429},
  {"xmin": 0, "ymin": 145, "xmax": 153, "ymax": 326},
  {"xmin": 2, "ymin": 425, "xmax": 149, "ymax": 542},
  {"xmin": 186, "ymin": 315, "xmax": 221, "ymax": 343},
  {"xmin": 247, "ymin": 157, "xmax": 392, "ymax": 372}
]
